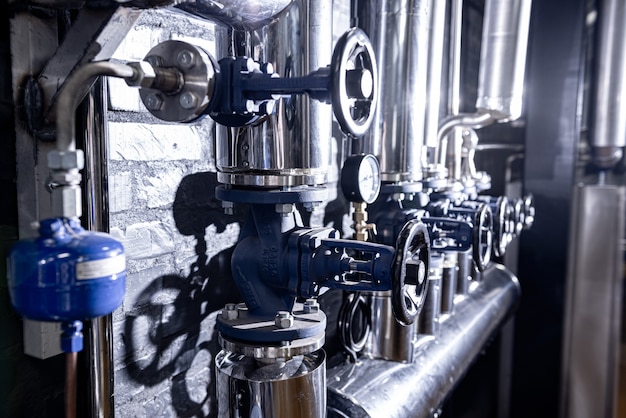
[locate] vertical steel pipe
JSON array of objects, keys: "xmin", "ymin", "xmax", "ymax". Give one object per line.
[
  {"xmin": 80, "ymin": 79, "xmax": 115, "ymax": 418},
  {"xmin": 213, "ymin": 0, "xmax": 334, "ymax": 187},
  {"xmin": 589, "ymin": 0, "xmax": 626, "ymax": 168},
  {"xmin": 353, "ymin": 0, "xmax": 410, "ymax": 181},
  {"xmin": 476, "ymin": 0, "xmax": 532, "ymax": 122}
]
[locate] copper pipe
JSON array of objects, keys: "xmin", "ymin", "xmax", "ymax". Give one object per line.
[{"xmin": 65, "ymin": 352, "xmax": 78, "ymax": 418}]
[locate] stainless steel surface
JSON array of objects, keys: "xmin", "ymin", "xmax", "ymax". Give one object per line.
[
  {"xmin": 216, "ymin": 349, "xmax": 326, "ymax": 418},
  {"xmin": 327, "ymin": 264, "xmax": 521, "ymax": 418},
  {"xmin": 354, "ymin": 0, "xmax": 433, "ymax": 183},
  {"xmin": 175, "ymin": 0, "xmax": 292, "ymax": 30},
  {"xmin": 56, "ymin": 62, "xmax": 135, "ymax": 152},
  {"xmin": 219, "ymin": 333, "xmax": 325, "ymax": 359},
  {"xmin": 417, "ymin": 255, "xmax": 442, "ymax": 336},
  {"xmin": 423, "ymin": 0, "xmax": 448, "ymax": 150},
  {"xmin": 456, "ymin": 250, "xmax": 472, "ymax": 295},
  {"xmin": 136, "ymin": 40, "xmax": 216, "ymax": 122},
  {"xmin": 589, "ymin": 0, "xmax": 626, "ymax": 168},
  {"xmin": 364, "ymin": 291, "xmax": 415, "ymax": 362},
  {"xmin": 353, "ymin": 0, "xmax": 407, "ymax": 178},
  {"xmin": 448, "ymin": 0, "xmax": 463, "ymax": 117},
  {"xmin": 81, "ymin": 80, "xmax": 115, "ymax": 418},
  {"xmin": 476, "ymin": 0, "xmax": 532, "ymax": 121},
  {"xmin": 440, "ymin": 253, "xmax": 458, "ymax": 314},
  {"xmin": 560, "ymin": 185, "xmax": 625, "ymax": 418},
  {"xmin": 403, "ymin": 0, "xmax": 433, "ymax": 181},
  {"xmin": 214, "ymin": 0, "xmax": 334, "ymax": 188}
]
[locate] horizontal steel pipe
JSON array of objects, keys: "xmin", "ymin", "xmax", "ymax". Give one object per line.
[{"xmin": 327, "ymin": 264, "xmax": 520, "ymax": 418}]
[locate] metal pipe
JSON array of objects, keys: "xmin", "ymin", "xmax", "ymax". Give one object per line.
[
  {"xmin": 441, "ymin": 252, "xmax": 458, "ymax": 314},
  {"xmin": 364, "ymin": 291, "xmax": 416, "ymax": 362},
  {"xmin": 476, "ymin": 0, "xmax": 532, "ymax": 122},
  {"xmin": 436, "ymin": 0, "xmax": 532, "ymax": 165},
  {"xmin": 327, "ymin": 264, "xmax": 520, "ymax": 418},
  {"xmin": 214, "ymin": 0, "xmax": 334, "ymax": 188},
  {"xmin": 423, "ymin": 0, "xmax": 448, "ymax": 153},
  {"xmin": 175, "ymin": 0, "xmax": 292, "ymax": 30},
  {"xmin": 403, "ymin": 0, "xmax": 434, "ymax": 182},
  {"xmin": 56, "ymin": 62, "xmax": 135, "ymax": 152},
  {"xmin": 448, "ymin": 0, "xmax": 463, "ymax": 117},
  {"xmin": 353, "ymin": 0, "xmax": 410, "ymax": 181},
  {"xmin": 589, "ymin": 0, "xmax": 626, "ymax": 168},
  {"xmin": 80, "ymin": 80, "xmax": 115, "ymax": 418},
  {"xmin": 65, "ymin": 352, "xmax": 78, "ymax": 418}
]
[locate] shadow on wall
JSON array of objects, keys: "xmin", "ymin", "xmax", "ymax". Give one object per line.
[{"xmin": 122, "ymin": 172, "xmax": 245, "ymax": 417}]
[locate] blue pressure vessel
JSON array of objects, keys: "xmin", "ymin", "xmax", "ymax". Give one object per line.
[{"xmin": 7, "ymin": 217, "xmax": 126, "ymax": 322}]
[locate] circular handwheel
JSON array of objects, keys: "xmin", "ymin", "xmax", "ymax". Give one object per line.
[
  {"xmin": 391, "ymin": 220, "xmax": 430, "ymax": 326},
  {"xmin": 492, "ymin": 196, "xmax": 509, "ymax": 258},
  {"xmin": 523, "ymin": 193, "xmax": 535, "ymax": 230},
  {"xmin": 473, "ymin": 203, "xmax": 493, "ymax": 271},
  {"xmin": 331, "ymin": 28, "xmax": 378, "ymax": 137}
]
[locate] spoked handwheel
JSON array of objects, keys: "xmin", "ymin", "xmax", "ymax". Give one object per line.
[
  {"xmin": 473, "ymin": 203, "xmax": 493, "ymax": 272},
  {"xmin": 391, "ymin": 220, "xmax": 430, "ymax": 326},
  {"xmin": 331, "ymin": 28, "xmax": 378, "ymax": 137}
]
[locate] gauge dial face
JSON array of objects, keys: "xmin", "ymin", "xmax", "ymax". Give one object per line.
[{"xmin": 341, "ymin": 154, "xmax": 381, "ymax": 204}]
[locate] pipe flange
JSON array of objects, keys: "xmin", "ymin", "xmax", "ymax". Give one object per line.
[
  {"xmin": 139, "ymin": 40, "xmax": 217, "ymax": 122},
  {"xmin": 216, "ymin": 302, "xmax": 327, "ymax": 345}
]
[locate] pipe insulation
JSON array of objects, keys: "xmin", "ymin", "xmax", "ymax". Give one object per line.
[{"xmin": 327, "ymin": 264, "xmax": 520, "ymax": 418}]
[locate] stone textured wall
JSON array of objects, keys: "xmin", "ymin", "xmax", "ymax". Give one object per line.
[{"xmin": 107, "ymin": 6, "xmax": 351, "ymax": 417}]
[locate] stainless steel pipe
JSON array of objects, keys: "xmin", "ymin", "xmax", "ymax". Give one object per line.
[
  {"xmin": 476, "ymin": 0, "xmax": 532, "ymax": 122},
  {"xmin": 589, "ymin": 0, "xmax": 626, "ymax": 168},
  {"xmin": 327, "ymin": 264, "xmax": 521, "ymax": 418},
  {"xmin": 436, "ymin": 0, "xmax": 532, "ymax": 166},
  {"xmin": 210, "ymin": 0, "xmax": 334, "ymax": 187}
]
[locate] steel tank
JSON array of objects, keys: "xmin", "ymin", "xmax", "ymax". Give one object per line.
[
  {"xmin": 216, "ymin": 347, "xmax": 326, "ymax": 418},
  {"xmin": 203, "ymin": 0, "xmax": 334, "ymax": 187}
]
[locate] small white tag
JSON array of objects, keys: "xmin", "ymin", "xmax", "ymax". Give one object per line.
[{"xmin": 76, "ymin": 254, "xmax": 125, "ymax": 280}]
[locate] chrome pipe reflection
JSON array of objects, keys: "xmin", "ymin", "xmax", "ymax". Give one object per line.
[
  {"xmin": 476, "ymin": 0, "xmax": 532, "ymax": 122},
  {"xmin": 212, "ymin": 0, "xmax": 334, "ymax": 187},
  {"xmin": 589, "ymin": 0, "xmax": 626, "ymax": 169},
  {"xmin": 435, "ymin": 0, "xmax": 532, "ymax": 167},
  {"xmin": 353, "ymin": 0, "xmax": 412, "ymax": 181},
  {"xmin": 328, "ymin": 264, "xmax": 521, "ymax": 418},
  {"xmin": 81, "ymin": 79, "xmax": 115, "ymax": 418}
]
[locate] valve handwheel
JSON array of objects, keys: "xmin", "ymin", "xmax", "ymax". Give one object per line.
[
  {"xmin": 391, "ymin": 220, "xmax": 430, "ymax": 326},
  {"xmin": 473, "ymin": 203, "xmax": 493, "ymax": 271},
  {"xmin": 331, "ymin": 28, "xmax": 378, "ymax": 137}
]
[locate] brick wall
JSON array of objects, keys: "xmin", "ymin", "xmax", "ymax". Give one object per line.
[{"xmin": 107, "ymin": 6, "xmax": 351, "ymax": 417}]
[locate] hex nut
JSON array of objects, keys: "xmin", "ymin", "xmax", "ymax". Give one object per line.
[
  {"xmin": 303, "ymin": 299, "xmax": 319, "ymax": 313},
  {"xmin": 223, "ymin": 303, "xmax": 238, "ymax": 320},
  {"xmin": 179, "ymin": 92, "xmax": 198, "ymax": 110},
  {"xmin": 47, "ymin": 150, "xmax": 85, "ymax": 170},
  {"xmin": 126, "ymin": 61, "xmax": 157, "ymax": 88},
  {"xmin": 274, "ymin": 311, "xmax": 294, "ymax": 329},
  {"xmin": 144, "ymin": 93, "xmax": 164, "ymax": 111},
  {"xmin": 52, "ymin": 186, "xmax": 82, "ymax": 218},
  {"xmin": 177, "ymin": 50, "xmax": 196, "ymax": 69},
  {"xmin": 275, "ymin": 203, "xmax": 294, "ymax": 215}
]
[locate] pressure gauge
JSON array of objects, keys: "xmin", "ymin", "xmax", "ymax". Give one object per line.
[{"xmin": 341, "ymin": 154, "xmax": 382, "ymax": 204}]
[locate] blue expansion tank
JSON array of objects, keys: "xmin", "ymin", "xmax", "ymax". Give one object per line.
[{"xmin": 7, "ymin": 217, "xmax": 126, "ymax": 322}]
